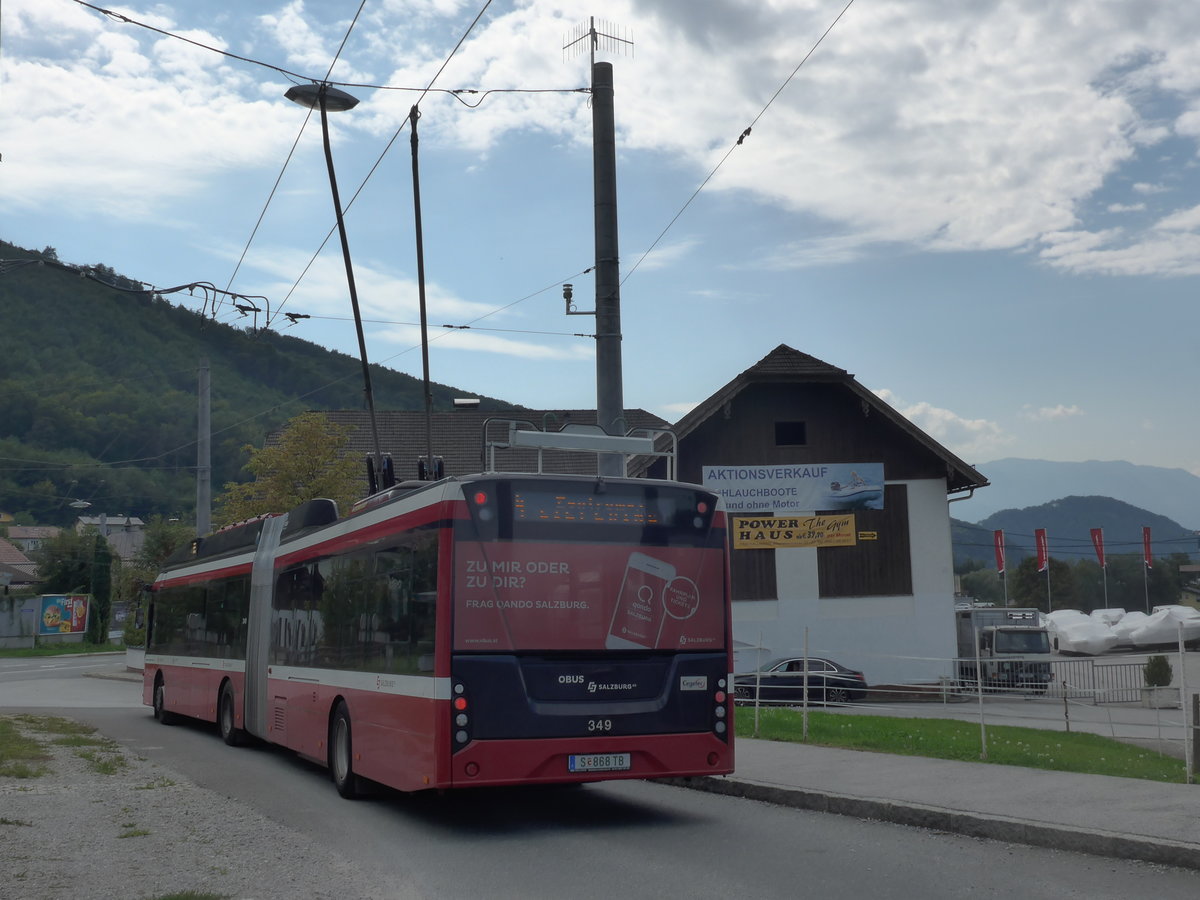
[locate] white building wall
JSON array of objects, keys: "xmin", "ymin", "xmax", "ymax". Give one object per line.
[{"xmin": 731, "ymin": 479, "xmax": 958, "ymax": 686}]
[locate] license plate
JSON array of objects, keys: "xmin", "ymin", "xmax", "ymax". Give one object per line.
[{"xmin": 568, "ymin": 753, "xmax": 631, "ymax": 773}]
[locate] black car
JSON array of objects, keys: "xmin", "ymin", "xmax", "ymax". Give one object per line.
[{"xmin": 734, "ymin": 657, "xmax": 868, "ymax": 705}]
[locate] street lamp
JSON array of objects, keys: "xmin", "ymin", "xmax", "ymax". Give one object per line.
[{"xmin": 284, "ymin": 82, "xmax": 386, "ymax": 486}]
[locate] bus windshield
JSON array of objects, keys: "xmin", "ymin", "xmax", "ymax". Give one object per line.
[{"xmin": 453, "ymin": 478, "xmax": 726, "ymax": 653}]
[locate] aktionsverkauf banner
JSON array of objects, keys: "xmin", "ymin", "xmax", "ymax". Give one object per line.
[{"xmin": 702, "ymin": 463, "xmax": 884, "ymax": 514}]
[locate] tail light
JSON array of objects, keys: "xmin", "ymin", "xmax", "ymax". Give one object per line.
[
  {"xmin": 453, "ymin": 682, "xmax": 470, "ymax": 747},
  {"xmin": 714, "ymin": 679, "xmax": 729, "ymax": 738}
]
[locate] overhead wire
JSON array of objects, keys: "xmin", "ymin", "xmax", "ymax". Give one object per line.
[
  {"xmin": 270, "ymin": 0, "xmax": 497, "ymax": 324},
  {"xmin": 68, "ymin": 0, "xmax": 580, "ymax": 100},
  {"xmin": 220, "ymin": 1, "xmax": 366, "ymax": 308},
  {"xmin": 622, "ymin": 0, "xmax": 859, "ymax": 285}
]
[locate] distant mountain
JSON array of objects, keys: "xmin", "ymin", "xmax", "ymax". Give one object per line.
[
  {"xmin": 952, "ymin": 495, "xmax": 1197, "ymax": 569},
  {"xmin": 952, "ymin": 458, "xmax": 1200, "ymax": 529}
]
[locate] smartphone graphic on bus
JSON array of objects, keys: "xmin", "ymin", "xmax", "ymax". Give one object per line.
[{"xmin": 605, "ymin": 552, "xmax": 676, "ymax": 649}]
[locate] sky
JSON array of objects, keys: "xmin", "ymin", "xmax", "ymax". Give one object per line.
[{"xmin": 5, "ymin": 0, "xmax": 1200, "ymax": 479}]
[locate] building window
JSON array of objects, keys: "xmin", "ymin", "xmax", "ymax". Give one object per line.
[{"xmin": 774, "ymin": 421, "xmax": 807, "ymax": 446}]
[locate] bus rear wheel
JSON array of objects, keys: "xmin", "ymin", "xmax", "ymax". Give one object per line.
[
  {"xmin": 218, "ymin": 682, "xmax": 245, "ymax": 746},
  {"xmin": 153, "ymin": 678, "xmax": 178, "ymax": 726},
  {"xmin": 330, "ymin": 702, "xmax": 363, "ymax": 799}
]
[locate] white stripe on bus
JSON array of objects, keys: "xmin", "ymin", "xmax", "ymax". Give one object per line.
[
  {"xmin": 146, "ymin": 657, "xmax": 450, "ymax": 701},
  {"xmin": 268, "ymin": 666, "xmax": 451, "ymax": 700}
]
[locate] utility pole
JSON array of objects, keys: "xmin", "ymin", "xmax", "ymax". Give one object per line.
[
  {"xmin": 592, "ymin": 60, "xmax": 623, "ymax": 475},
  {"xmin": 196, "ymin": 358, "xmax": 211, "ymax": 537},
  {"xmin": 566, "ymin": 18, "xmax": 633, "ymax": 476}
]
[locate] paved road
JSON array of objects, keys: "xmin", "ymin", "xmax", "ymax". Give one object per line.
[{"xmin": 4, "ymin": 656, "xmax": 1200, "ymax": 898}]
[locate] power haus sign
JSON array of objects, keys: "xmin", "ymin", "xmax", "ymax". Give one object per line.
[{"xmin": 731, "ymin": 514, "xmax": 857, "ymax": 550}]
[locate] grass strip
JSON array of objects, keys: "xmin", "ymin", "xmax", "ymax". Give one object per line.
[
  {"xmin": 0, "ymin": 718, "xmax": 52, "ymax": 778},
  {"xmin": 736, "ymin": 707, "xmax": 1187, "ymax": 783},
  {"xmin": 0, "ymin": 642, "xmax": 123, "ymax": 659}
]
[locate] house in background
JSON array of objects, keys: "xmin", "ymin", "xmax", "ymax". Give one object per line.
[
  {"xmin": 6, "ymin": 525, "xmax": 60, "ymax": 555},
  {"xmin": 635, "ymin": 345, "xmax": 988, "ymax": 686},
  {"xmin": 75, "ymin": 515, "xmax": 146, "ymax": 564},
  {"xmin": 0, "ymin": 537, "xmax": 38, "ymax": 590}
]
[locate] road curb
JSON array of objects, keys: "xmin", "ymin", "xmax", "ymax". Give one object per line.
[{"xmin": 659, "ymin": 775, "xmax": 1200, "ymax": 872}]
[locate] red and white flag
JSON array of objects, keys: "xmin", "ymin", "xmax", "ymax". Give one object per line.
[
  {"xmin": 993, "ymin": 530, "xmax": 1005, "ymax": 575},
  {"xmin": 1090, "ymin": 528, "xmax": 1106, "ymax": 569},
  {"xmin": 1035, "ymin": 528, "xmax": 1049, "ymax": 573},
  {"xmin": 1143, "ymin": 526, "xmax": 1153, "ymax": 569}
]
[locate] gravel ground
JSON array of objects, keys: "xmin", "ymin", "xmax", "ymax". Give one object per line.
[{"xmin": 1, "ymin": 714, "xmax": 397, "ymax": 900}]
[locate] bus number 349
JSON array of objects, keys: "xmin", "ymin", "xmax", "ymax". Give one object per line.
[{"xmin": 587, "ymin": 719, "xmax": 613, "ymax": 733}]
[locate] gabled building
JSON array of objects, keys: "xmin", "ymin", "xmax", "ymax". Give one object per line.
[
  {"xmin": 6, "ymin": 525, "xmax": 60, "ymax": 555},
  {"xmin": 0, "ymin": 537, "xmax": 38, "ymax": 588},
  {"xmin": 635, "ymin": 344, "xmax": 988, "ymax": 685},
  {"xmin": 75, "ymin": 515, "xmax": 146, "ymax": 564}
]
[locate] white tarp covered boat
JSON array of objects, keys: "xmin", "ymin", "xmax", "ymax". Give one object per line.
[{"xmin": 1130, "ymin": 606, "xmax": 1200, "ymax": 647}]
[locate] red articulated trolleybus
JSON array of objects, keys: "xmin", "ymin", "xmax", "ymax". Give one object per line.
[{"xmin": 143, "ymin": 424, "xmax": 734, "ymax": 796}]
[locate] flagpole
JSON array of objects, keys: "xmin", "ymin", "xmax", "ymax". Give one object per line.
[
  {"xmin": 1143, "ymin": 561, "xmax": 1150, "ymax": 613},
  {"xmin": 1142, "ymin": 526, "xmax": 1153, "ymax": 613}
]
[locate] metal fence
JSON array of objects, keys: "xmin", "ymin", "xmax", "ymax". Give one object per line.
[{"xmin": 1048, "ymin": 657, "xmax": 1145, "ymax": 704}]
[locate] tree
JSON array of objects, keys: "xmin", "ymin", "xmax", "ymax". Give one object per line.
[
  {"xmin": 1009, "ymin": 556, "xmax": 1076, "ymax": 612},
  {"xmin": 215, "ymin": 412, "xmax": 362, "ymax": 526},
  {"xmin": 959, "ymin": 568, "xmax": 1005, "ymax": 606},
  {"xmin": 112, "ymin": 516, "xmax": 196, "ymax": 647},
  {"xmin": 137, "ymin": 516, "xmax": 195, "ymax": 569}
]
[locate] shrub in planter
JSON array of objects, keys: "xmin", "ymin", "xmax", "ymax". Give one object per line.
[{"xmin": 1143, "ymin": 655, "xmax": 1172, "ymax": 687}]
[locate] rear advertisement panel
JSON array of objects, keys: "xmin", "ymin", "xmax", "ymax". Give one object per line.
[{"xmin": 453, "ymin": 542, "xmax": 725, "ymax": 652}]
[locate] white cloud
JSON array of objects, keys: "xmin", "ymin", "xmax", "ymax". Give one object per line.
[
  {"xmin": 10, "ymin": 0, "xmax": 1200, "ymax": 282},
  {"xmin": 1107, "ymin": 202, "xmax": 1146, "ymax": 213},
  {"xmin": 1155, "ymin": 204, "xmax": 1200, "ymax": 231},
  {"xmin": 1022, "ymin": 404, "xmax": 1084, "ymax": 421},
  {"xmin": 657, "ymin": 401, "xmax": 699, "ymax": 421},
  {"xmin": 874, "ymin": 389, "xmax": 1011, "ymax": 461}
]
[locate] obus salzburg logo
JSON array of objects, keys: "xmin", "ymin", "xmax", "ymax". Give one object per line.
[{"xmin": 588, "ymin": 681, "xmax": 636, "ymax": 692}]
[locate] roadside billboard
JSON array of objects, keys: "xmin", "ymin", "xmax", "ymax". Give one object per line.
[{"xmin": 38, "ymin": 594, "xmax": 90, "ymax": 636}]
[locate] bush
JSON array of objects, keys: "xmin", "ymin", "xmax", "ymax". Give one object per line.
[
  {"xmin": 122, "ymin": 601, "xmax": 146, "ymax": 649},
  {"xmin": 1144, "ymin": 655, "xmax": 1172, "ymax": 687}
]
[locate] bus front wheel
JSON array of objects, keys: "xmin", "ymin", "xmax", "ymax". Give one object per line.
[{"xmin": 330, "ymin": 702, "xmax": 363, "ymax": 799}]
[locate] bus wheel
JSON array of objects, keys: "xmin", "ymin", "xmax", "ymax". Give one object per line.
[
  {"xmin": 153, "ymin": 678, "xmax": 178, "ymax": 726},
  {"xmin": 330, "ymin": 702, "xmax": 363, "ymax": 799},
  {"xmin": 218, "ymin": 683, "xmax": 245, "ymax": 747}
]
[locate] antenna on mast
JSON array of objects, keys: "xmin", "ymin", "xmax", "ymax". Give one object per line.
[{"xmin": 563, "ymin": 16, "xmax": 633, "ymax": 68}]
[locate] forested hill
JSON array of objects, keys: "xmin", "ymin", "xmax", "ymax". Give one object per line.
[
  {"xmin": 0, "ymin": 241, "xmax": 507, "ymax": 526},
  {"xmin": 952, "ymin": 495, "xmax": 1196, "ymax": 570}
]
